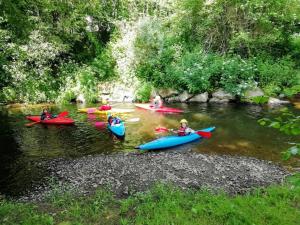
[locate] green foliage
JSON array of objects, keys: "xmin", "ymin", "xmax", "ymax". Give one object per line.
[
  {"xmin": 255, "ymin": 57, "xmax": 299, "ymax": 89},
  {"xmin": 282, "ymin": 145, "xmax": 300, "ymax": 160},
  {"xmin": 1, "ymin": 179, "xmax": 300, "ymax": 225},
  {"xmin": 0, "ymin": 201, "xmax": 54, "ymax": 225},
  {"xmin": 284, "ymin": 85, "xmax": 300, "ymax": 97},
  {"xmin": 177, "ymin": 0, "xmax": 300, "ymax": 56},
  {"xmin": 263, "ymin": 83, "xmax": 282, "ymax": 97},
  {"xmin": 250, "ymin": 96, "xmax": 269, "ymax": 104},
  {"xmin": 134, "ymin": 0, "xmax": 300, "ymax": 98},
  {"xmin": 1, "ymin": 0, "xmax": 300, "ymax": 103},
  {"xmin": 135, "ymin": 83, "xmax": 152, "ymax": 103},
  {"xmin": 122, "ymin": 182, "xmax": 300, "ymax": 225},
  {"xmin": 258, "ymin": 108, "xmax": 300, "ymax": 160},
  {"xmin": 0, "ymin": 0, "xmax": 122, "ymax": 104}
]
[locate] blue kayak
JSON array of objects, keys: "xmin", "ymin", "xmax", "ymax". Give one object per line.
[
  {"xmin": 137, "ymin": 127, "xmax": 215, "ymax": 150},
  {"xmin": 107, "ymin": 122, "xmax": 125, "ymax": 137}
]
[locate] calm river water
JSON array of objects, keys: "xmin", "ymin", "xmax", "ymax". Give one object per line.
[{"xmin": 0, "ymin": 102, "xmax": 299, "ymax": 196}]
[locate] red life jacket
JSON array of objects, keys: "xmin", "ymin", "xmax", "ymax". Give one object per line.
[
  {"xmin": 99, "ymin": 105, "xmax": 111, "ymax": 111},
  {"xmin": 178, "ymin": 126, "xmax": 187, "ymax": 136},
  {"xmin": 45, "ymin": 112, "xmax": 52, "ymax": 119}
]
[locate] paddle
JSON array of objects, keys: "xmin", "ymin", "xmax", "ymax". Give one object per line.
[
  {"xmin": 26, "ymin": 111, "xmax": 69, "ymax": 127},
  {"xmin": 155, "ymin": 127, "xmax": 212, "ymax": 138},
  {"xmin": 26, "ymin": 121, "xmax": 40, "ymax": 127},
  {"xmin": 58, "ymin": 111, "xmax": 68, "ymax": 117}
]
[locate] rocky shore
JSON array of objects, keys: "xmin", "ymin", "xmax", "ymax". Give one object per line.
[{"xmin": 20, "ymin": 151, "xmax": 289, "ymax": 202}]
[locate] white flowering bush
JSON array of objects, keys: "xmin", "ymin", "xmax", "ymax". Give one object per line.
[{"xmin": 2, "ymin": 30, "xmax": 66, "ymax": 103}]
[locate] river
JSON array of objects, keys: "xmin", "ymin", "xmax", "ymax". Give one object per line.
[{"xmin": 0, "ymin": 102, "xmax": 299, "ymax": 197}]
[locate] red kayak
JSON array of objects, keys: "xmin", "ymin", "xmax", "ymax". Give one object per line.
[
  {"xmin": 135, "ymin": 103, "xmax": 183, "ymax": 113},
  {"xmin": 26, "ymin": 116, "xmax": 75, "ymax": 125}
]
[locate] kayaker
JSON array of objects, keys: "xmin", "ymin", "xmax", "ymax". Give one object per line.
[
  {"xmin": 170, "ymin": 119, "xmax": 195, "ymax": 136},
  {"xmin": 40, "ymin": 108, "xmax": 53, "ymax": 120},
  {"xmin": 108, "ymin": 114, "xmax": 121, "ymax": 126},
  {"xmin": 100, "ymin": 97, "xmax": 111, "ymax": 111},
  {"xmin": 151, "ymin": 95, "xmax": 163, "ymax": 109}
]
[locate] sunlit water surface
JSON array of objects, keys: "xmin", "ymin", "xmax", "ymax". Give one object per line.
[{"xmin": 0, "ymin": 102, "xmax": 299, "ymax": 196}]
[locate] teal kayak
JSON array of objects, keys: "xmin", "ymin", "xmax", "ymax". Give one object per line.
[
  {"xmin": 136, "ymin": 127, "xmax": 215, "ymax": 150},
  {"xmin": 107, "ymin": 121, "xmax": 125, "ymax": 137}
]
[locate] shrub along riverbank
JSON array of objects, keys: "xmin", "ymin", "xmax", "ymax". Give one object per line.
[
  {"xmin": 1, "ymin": 1, "xmax": 300, "ymax": 104},
  {"xmin": 0, "ymin": 174, "xmax": 299, "ymax": 225}
]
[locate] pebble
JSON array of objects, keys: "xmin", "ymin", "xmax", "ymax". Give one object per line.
[{"xmin": 18, "ymin": 152, "xmax": 289, "ymax": 202}]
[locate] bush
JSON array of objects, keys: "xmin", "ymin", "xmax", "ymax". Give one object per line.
[
  {"xmin": 256, "ymin": 57, "xmax": 298, "ymax": 89},
  {"xmin": 135, "ymin": 83, "xmax": 152, "ymax": 103},
  {"xmin": 283, "ymin": 85, "xmax": 300, "ymax": 97}
]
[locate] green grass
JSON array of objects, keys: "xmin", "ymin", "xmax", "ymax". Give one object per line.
[{"xmin": 1, "ymin": 174, "xmax": 300, "ymax": 225}]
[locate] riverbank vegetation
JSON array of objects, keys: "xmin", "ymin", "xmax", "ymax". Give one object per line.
[
  {"xmin": 1, "ymin": 0, "xmax": 300, "ymax": 104},
  {"xmin": 259, "ymin": 107, "xmax": 300, "ymax": 160},
  {"xmin": 0, "ymin": 173, "xmax": 300, "ymax": 225}
]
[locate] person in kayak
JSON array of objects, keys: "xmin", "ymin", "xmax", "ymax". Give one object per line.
[
  {"xmin": 108, "ymin": 114, "xmax": 122, "ymax": 126},
  {"xmin": 100, "ymin": 97, "xmax": 111, "ymax": 111},
  {"xmin": 151, "ymin": 95, "xmax": 163, "ymax": 109},
  {"xmin": 40, "ymin": 108, "xmax": 53, "ymax": 120},
  {"xmin": 170, "ymin": 119, "xmax": 195, "ymax": 136}
]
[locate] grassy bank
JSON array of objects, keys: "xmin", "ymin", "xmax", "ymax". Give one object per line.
[{"xmin": 0, "ymin": 174, "xmax": 300, "ymax": 225}]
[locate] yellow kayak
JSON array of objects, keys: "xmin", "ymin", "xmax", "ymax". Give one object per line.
[{"xmin": 77, "ymin": 107, "xmax": 134, "ymax": 114}]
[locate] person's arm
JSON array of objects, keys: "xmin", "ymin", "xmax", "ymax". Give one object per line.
[
  {"xmin": 169, "ymin": 129, "xmax": 178, "ymax": 134},
  {"xmin": 186, "ymin": 128, "xmax": 195, "ymax": 134},
  {"xmin": 158, "ymin": 100, "xmax": 163, "ymax": 108}
]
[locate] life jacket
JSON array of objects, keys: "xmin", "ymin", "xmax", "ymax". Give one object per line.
[
  {"xmin": 46, "ymin": 112, "xmax": 52, "ymax": 118},
  {"xmin": 113, "ymin": 117, "xmax": 121, "ymax": 124},
  {"xmin": 41, "ymin": 112, "xmax": 52, "ymax": 120},
  {"xmin": 99, "ymin": 105, "xmax": 111, "ymax": 111},
  {"xmin": 108, "ymin": 117, "xmax": 121, "ymax": 125},
  {"xmin": 178, "ymin": 126, "xmax": 187, "ymax": 136}
]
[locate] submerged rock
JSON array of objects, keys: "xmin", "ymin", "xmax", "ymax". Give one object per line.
[{"xmin": 209, "ymin": 98, "xmax": 231, "ymax": 103}]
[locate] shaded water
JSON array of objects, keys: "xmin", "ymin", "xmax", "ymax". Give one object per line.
[{"xmin": 0, "ymin": 103, "xmax": 299, "ymax": 196}]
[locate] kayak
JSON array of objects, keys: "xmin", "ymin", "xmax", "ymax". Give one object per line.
[
  {"xmin": 78, "ymin": 108, "xmax": 134, "ymax": 114},
  {"xmin": 26, "ymin": 116, "xmax": 75, "ymax": 125},
  {"xmin": 136, "ymin": 127, "xmax": 215, "ymax": 150},
  {"xmin": 107, "ymin": 122, "xmax": 125, "ymax": 137},
  {"xmin": 135, "ymin": 103, "xmax": 183, "ymax": 113}
]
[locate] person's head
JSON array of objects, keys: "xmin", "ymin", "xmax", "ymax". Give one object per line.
[
  {"xmin": 180, "ymin": 119, "xmax": 188, "ymax": 128},
  {"xmin": 43, "ymin": 108, "xmax": 48, "ymax": 113},
  {"xmin": 102, "ymin": 98, "xmax": 108, "ymax": 104},
  {"xmin": 155, "ymin": 95, "xmax": 161, "ymax": 100}
]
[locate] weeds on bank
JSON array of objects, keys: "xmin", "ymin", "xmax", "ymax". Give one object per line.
[{"xmin": 0, "ymin": 174, "xmax": 300, "ymax": 225}]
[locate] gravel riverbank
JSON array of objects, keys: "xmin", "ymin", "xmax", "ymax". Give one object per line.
[{"xmin": 21, "ymin": 151, "xmax": 289, "ymax": 201}]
